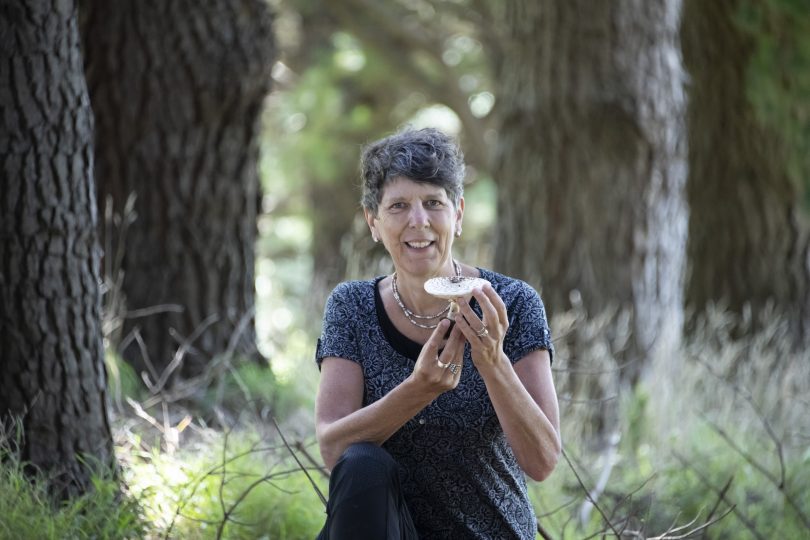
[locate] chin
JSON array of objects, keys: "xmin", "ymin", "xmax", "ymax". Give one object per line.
[{"xmin": 403, "ymin": 261, "xmax": 443, "ymax": 278}]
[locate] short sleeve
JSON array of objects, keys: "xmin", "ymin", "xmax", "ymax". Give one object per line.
[
  {"xmin": 315, "ymin": 283, "xmax": 363, "ymax": 369},
  {"xmin": 503, "ymin": 282, "xmax": 554, "ymax": 365}
]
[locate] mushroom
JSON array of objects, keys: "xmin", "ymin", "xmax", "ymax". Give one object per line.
[{"xmin": 423, "ymin": 275, "xmax": 490, "ymax": 319}]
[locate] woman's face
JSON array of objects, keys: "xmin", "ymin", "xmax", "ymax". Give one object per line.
[{"xmin": 365, "ymin": 176, "xmax": 464, "ymax": 279}]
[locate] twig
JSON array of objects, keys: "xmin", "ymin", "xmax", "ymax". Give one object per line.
[
  {"xmin": 671, "ymin": 451, "xmax": 764, "ymax": 540},
  {"xmin": 701, "ymin": 417, "xmax": 778, "ymax": 486},
  {"xmin": 126, "ymin": 397, "xmax": 164, "ymax": 433},
  {"xmin": 163, "ymin": 442, "xmax": 286, "ymax": 539},
  {"xmin": 536, "ymin": 496, "xmax": 579, "ymax": 519},
  {"xmin": 123, "ymin": 304, "xmax": 184, "ymax": 319},
  {"xmin": 294, "ymin": 440, "xmax": 330, "ymax": 479},
  {"xmin": 648, "ymin": 506, "xmax": 735, "ymax": 539},
  {"xmin": 690, "ymin": 354, "xmax": 786, "ymax": 488},
  {"xmin": 133, "ymin": 329, "xmax": 159, "ymax": 386},
  {"xmin": 152, "ymin": 313, "xmax": 220, "ymax": 392},
  {"xmin": 537, "ymin": 521, "xmax": 555, "ymax": 540},
  {"xmin": 579, "ymin": 432, "xmax": 620, "ymax": 525},
  {"xmin": 561, "ymin": 449, "xmax": 621, "ymax": 538},
  {"xmin": 213, "ymin": 307, "xmax": 257, "ymax": 406},
  {"xmin": 269, "ymin": 416, "xmax": 327, "ymax": 507},
  {"xmin": 702, "ymin": 416, "xmax": 810, "ymax": 529},
  {"xmin": 701, "ymin": 476, "xmax": 733, "ymax": 539}
]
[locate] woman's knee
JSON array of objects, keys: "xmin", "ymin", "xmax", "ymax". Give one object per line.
[{"xmin": 332, "ymin": 442, "xmax": 398, "ymax": 487}]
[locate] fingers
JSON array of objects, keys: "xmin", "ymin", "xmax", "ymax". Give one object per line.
[
  {"xmin": 457, "ymin": 290, "xmax": 493, "ymax": 337},
  {"xmin": 443, "ymin": 320, "xmax": 466, "ymax": 353},
  {"xmin": 481, "ymin": 283, "xmax": 508, "ymax": 327},
  {"xmin": 416, "ymin": 320, "xmax": 462, "ymax": 384},
  {"xmin": 437, "ymin": 325, "xmax": 466, "ymax": 372},
  {"xmin": 454, "ymin": 286, "xmax": 509, "ymax": 369},
  {"xmin": 423, "ymin": 319, "xmax": 451, "ymax": 357},
  {"xmin": 471, "ymin": 283, "xmax": 507, "ymax": 329}
]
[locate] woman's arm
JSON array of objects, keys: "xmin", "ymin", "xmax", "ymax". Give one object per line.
[
  {"xmin": 455, "ymin": 284, "xmax": 561, "ymax": 481},
  {"xmin": 481, "ymin": 349, "xmax": 560, "ymax": 481},
  {"xmin": 315, "ymin": 320, "xmax": 465, "ymax": 470}
]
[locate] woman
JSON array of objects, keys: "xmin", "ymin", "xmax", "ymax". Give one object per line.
[{"xmin": 315, "ymin": 127, "xmax": 560, "ymax": 539}]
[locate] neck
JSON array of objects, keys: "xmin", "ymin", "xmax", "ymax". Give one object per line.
[{"xmin": 392, "ymin": 259, "xmax": 459, "ymax": 315}]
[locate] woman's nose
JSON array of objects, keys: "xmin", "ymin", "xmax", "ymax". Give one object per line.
[{"xmin": 408, "ymin": 206, "xmax": 429, "ymax": 228}]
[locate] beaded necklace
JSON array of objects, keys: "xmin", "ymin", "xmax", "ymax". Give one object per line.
[{"xmin": 391, "ymin": 260, "xmax": 461, "ymax": 329}]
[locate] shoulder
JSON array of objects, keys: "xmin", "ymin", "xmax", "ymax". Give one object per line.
[
  {"xmin": 328, "ymin": 279, "xmax": 377, "ymax": 302},
  {"xmin": 323, "ymin": 278, "xmax": 380, "ymax": 316},
  {"xmin": 477, "ymin": 267, "xmax": 541, "ymax": 306}
]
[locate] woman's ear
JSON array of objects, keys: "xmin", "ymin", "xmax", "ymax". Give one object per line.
[
  {"xmin": 364, "ymin": 208, "xmax": 379, "ymax": 242},
  {"xmin": 455, "ymin": 197, "xmax": 465, "ymax": 233}
]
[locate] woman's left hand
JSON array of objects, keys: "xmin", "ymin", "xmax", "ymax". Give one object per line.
[{"xmin": 454, "ymin": 283, "xmax": 509, "ymax": 369}]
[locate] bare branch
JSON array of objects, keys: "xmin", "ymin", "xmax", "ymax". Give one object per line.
[
  {"xmin": 294, "ymin": 440, "xmax": 330, "ymax": 479},
  {"xmin": 648, "ymin": 505, "xmax": 735, "ymax": 539},
  {"xmin": 672, "ymin": 451, "xmax": 765, "ymax": 540},
  {"xmin": 270, "ymin": 415, "xmax": 327, "ymax": 507},
  {"xmin": 702, "ymin": 416, "xmax": 810, "ymax": 529},
  {"xmin": 578, "ymin": 432, "xmax": 620, "ymax": 525},
  {"xmin": 561, "ymin": 449, "xmax": 621, "ymax": 538},
  {"xmin": 690, "ymin": 353, "xmax": 787, "ymax": 488},
  {"xmin": 123, "ymin": 304, "xmax": 184, "ymax": 319}
]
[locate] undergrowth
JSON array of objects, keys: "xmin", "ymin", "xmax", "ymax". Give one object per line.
[
  {"xmin": 2, "ymin": 305, "xmax": 808, "ymax": 539},
  {"xmin": 530, "ymin": 304, "xmax": 810, "ymax": 539},
  {"xmin": 0, "ymin": 447, "xmax": 145, "ymax": 540}
]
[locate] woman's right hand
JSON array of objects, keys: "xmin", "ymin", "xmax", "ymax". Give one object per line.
[{"xmin": 408, "ymin": 319, "xmax": 466, "ymax": 395}]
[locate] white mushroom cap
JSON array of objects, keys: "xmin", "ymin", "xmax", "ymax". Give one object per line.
[{"xmin": 423, "ymin": 276, "xmax": 490, "ymax": 299}]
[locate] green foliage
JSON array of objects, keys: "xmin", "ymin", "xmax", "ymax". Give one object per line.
[
  {"xmin": 0, "ymin": 448, "xmax": 145, "ymax": 540},
  {"xmin": 529, "ymin": 307, "xmax": 810, "ymax": 539},
  {"xmin": 204, "ymin": 360, "xmax": 313, "ymax": 422},
  {"xmin": 126, "ymin": 431, "xmax": 326, "ymax": 539},
  {"xmin": 530, "ymin": 418, "xmax": 810, "ymax": 539},
  {"xmin": 105, "ymin": 349, "xmax": 147, "ymax": 407}
]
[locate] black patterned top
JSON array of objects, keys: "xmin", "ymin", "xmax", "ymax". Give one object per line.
[{"xmin": 316, "ymin": 267, "xmax": 553, "ymax": 539}]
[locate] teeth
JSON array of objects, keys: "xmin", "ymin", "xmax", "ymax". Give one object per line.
[{"xmin": 407, "ymin": 241, "xmax": 431, "ymax": 248}]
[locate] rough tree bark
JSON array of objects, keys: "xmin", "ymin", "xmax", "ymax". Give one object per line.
[
  {"xmin": 491, "ymin": 0, "xmax": 688, "ymax": 388},
  {"xmin": 0, "ymin": 0, "xmax": 115, "ymax": 497},
  {"xmin": 81, "ymin": 0, "xmax": 276, "ymax": 381},
  {"xmin": 682, "ymin": 0, "xmax": 810, "ymax": 338}
]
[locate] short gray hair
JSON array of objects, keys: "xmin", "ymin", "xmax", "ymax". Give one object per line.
[{"xmin": 360, "ymin": 127, "xmax": 465, "ymax": 216}]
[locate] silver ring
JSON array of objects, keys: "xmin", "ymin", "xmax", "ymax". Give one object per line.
[
  {"xmin": 437, "ymin": 359, "xmax": 450, "ymax": 369},
  {"xmin": 448, "ymin": 363, "xmax": 460, "ymax": 375},
  {"xmin": 475, "ymin": 327, "xmax": 489, "ymax": 337}
]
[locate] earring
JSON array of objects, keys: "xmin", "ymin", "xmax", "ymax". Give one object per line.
[
  {"xmin": 372, "ymin": 235, "xmax": 379, "ymax": 243},
  {"xmin": 455, "ymin": 228, "xmax": 462, "ymax": 237}
]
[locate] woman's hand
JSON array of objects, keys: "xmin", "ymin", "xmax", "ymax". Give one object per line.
[
  {"xmin": 454, "ymin": 283, "xmax": 509, "ymax": 369},
  {"xmin": 453, "ymin": 283, "xmax": 561, "ymax": 480},
  {"xmin": 408, "ymin": 319, "xmax": 466, "ymax": 396}
]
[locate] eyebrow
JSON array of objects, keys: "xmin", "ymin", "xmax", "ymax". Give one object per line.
[{"xmin": 383, "ymin": 191, "xmax": 447, "ymax": 203}]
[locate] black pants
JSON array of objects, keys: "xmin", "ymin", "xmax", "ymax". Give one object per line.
[{"xmin": 316, "ymin": 442, "xmax": 419, "ymax": 540}]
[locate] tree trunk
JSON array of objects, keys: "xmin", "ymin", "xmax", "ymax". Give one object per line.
[
  {"xmin": 82, "ymin": 0, "xmax": 276, "ymax": 381},
  {"xmin": 0, "ymin": 0, "xmax": 115, "ymax": 497},
  {"xmin": 682, "ymin": 0, "xmax": 810, "ymax": 338},
  {"xmin": 491, "ymin": 0, "xmax": 688, "ymax": 388}
]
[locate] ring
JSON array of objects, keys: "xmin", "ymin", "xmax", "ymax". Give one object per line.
[
  {"xmin": 475, "ymin": 326, "xmax": 489, "ymax": 337},
  {"xmin": 448, "ymin": 363, "xmax": 460, "ymax": 375},
  {"xmin": 437, "ymin": 359, "xmax": 450, "ymax": 369}
]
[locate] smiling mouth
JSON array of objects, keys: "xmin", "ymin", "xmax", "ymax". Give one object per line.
[{"xmin": 405, "ymin": 240, "xmax": 433, "ymax": 249}]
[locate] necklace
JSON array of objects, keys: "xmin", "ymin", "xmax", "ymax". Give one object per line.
[{"xmin": 392, "ymin": 260, "xmax": 461, "ymax": 329}]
